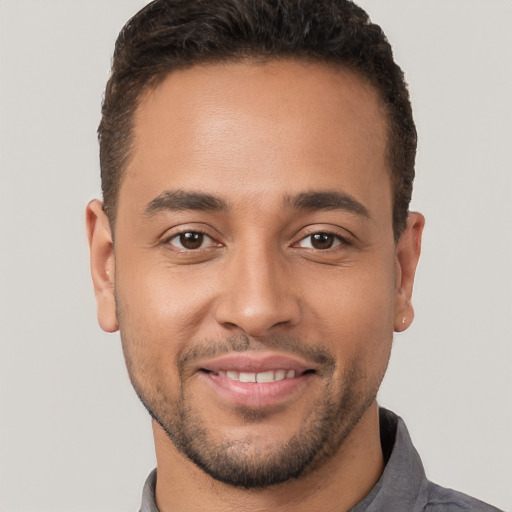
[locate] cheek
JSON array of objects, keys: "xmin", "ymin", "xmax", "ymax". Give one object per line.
[
  {"xmin": 303, "ymin": 257, "xmax": 396, "ymax": 368},
  {"xmin": 115, "ymin": 262, "xmax": 217, "ymax": 375}
]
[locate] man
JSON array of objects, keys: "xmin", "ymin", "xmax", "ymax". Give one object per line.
[{"xmin": 86, "ymin": 1, "xmax": 502, "ymax": 510}]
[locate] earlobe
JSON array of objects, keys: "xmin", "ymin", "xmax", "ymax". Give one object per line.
[
  {"xmin": 86, "ymin": 199, "xmax": 119, "ymax": 333},
  {"xmin": 394, "ymin": 212, "xmax": 425, "ymax": 332}
]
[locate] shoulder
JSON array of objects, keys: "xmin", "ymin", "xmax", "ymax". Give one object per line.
[{"xmin": 425, "ymin": 481, "xmax": 504, "ymax": 512}]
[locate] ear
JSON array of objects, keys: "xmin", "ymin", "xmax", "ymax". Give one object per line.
[
  {"xmin": 394, "ymin": 212, "xmax": 425, "ymax": 332},
  {"xmin": 86, "ymin": 199, "xmax": 119, "ymax": 333}
]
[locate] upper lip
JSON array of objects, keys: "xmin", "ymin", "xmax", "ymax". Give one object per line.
[{"xmin": 198, "ymin": 352, "xmax": 316, "ymax": 375}]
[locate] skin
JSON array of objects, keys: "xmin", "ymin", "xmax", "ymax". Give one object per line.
[{"xmin": 87, "ymin": 60, "xmax": 424, "ymax": 511}]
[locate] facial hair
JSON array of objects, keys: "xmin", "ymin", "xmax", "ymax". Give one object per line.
[{"xmin": 120, "ymin": 331, "xmax": 380, "ymax": 489}]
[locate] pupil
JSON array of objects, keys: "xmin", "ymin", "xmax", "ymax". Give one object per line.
[
  {"xmin": 180, "ymin": 232, "xmax": 203, "ymax": 249},
  {"xmin": 312, "ymin": 233, "xmax": 333, "ymax": 249}
]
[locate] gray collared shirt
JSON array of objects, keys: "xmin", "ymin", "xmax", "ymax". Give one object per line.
[{"xmin": 139, "ymin": 408, "xmax": 503, "ymax": 512}]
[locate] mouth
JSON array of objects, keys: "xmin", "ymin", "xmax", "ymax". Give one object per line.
[
  {"xmin": 209, "ymin": 368, "xmax": 301, "ymax": 381},
  {"xmin": 197, "ymin": 353, "xmax": 318, "ymax": 409},
  {"xmin": 202, "ymin": 368, "xmax": 315, "ymax": 382}
]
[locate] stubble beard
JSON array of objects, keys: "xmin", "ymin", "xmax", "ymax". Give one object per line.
[{"xmin": 121, "ymin": 332, "xmax": 380, "ymax": 489}]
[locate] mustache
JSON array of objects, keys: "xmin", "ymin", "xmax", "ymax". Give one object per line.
[{"xmin": 177, "ymin": 334, "xmax": 336, "ymax": 373}]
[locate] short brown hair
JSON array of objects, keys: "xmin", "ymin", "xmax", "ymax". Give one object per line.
[{"xmin": 99, "ymin": 0, "xmax": 416, "ymax": 241}]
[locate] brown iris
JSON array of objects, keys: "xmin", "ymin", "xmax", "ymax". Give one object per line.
[
  {"xmin": 179, "ymin": 232, "xmax": 204, "ymax": 249},
  {"xmin": 310, "ymin": 233, "xmax": 336, "ymax": 249}
]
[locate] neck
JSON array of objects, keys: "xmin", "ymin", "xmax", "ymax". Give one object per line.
[{"xmin": 153, "ymin": 402, "xmax": 384, "ymax": 512}]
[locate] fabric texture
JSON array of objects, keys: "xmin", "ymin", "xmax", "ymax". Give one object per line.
[{"xmin": 139, "ymin": 408, "xmax": 503, "ymax": 512}]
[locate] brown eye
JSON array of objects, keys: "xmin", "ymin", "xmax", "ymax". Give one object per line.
[
  {"xmin": 180, "ymin": 232, "xmax": 203, "ymax": 249},
  {"xmin": 297, "ymin": 232, "xmax": 342, "ymax": 250},
  {"xmin": 169, "ymin": 231, "xmax": 210, "ymax": 250},
  {"xmin": 311, "ymin": 233, "xmax": 335, "ymax": 249}
]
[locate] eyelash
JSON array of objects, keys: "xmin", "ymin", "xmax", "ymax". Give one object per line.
[
  {"xmin": 163, "ymin": 229, "xmax": 350, "ymax": 252},
  {"xmin": 294, "ymin": 231, "xmax": 350, "ymax": 251},
  {"xmin": 164, "ymin": 230, "xmax": 217, "ymax": 251}
]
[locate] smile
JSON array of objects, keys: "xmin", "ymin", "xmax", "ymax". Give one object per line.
[
  {"xmin": 196, "ymin": 352, "xmax": 317, "ymax": 409},
  {"xmin": 210, "ymin": 369, "xmax": 297, "ymax": 383}
]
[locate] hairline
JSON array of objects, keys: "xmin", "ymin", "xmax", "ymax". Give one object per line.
[{"xmin": 105, "ymin": 55, "xmax": 398, "ymax": 240}]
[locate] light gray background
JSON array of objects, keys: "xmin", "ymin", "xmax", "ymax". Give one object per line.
[{"xmin": 0, "ymin": 1, "xmax": 511, "ymax": 510}]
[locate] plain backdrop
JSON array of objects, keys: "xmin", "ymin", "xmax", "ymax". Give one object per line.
[{"xmin": 0, "ymin": 1, "xmax": 511, "ymax": 510}]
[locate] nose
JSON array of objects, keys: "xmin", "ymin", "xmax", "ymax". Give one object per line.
[{"xmin": 214, "ymin": 245, "xmax": 302, "ymax": 337}]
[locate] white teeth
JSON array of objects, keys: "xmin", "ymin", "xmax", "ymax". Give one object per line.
[
  {"xmin": 274, "ymin": 369, "xmax": 286, "ymax": 381},
  {"xmin": 216, "ymin": 369, "xmax": 298, "ymax": 383},
  {"xmin": 239, "ymin": 372, "xmax": 257, "ymax": 383},
  {"xmin": 256, "ymin": 370, "xmax": 275, "ymax": 383}
]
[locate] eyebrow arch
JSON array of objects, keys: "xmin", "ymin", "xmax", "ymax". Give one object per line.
[
  {"xmin": 285, "ymin": 190, "xmax": 370, "ymax": 218},
  {"xmin": 144, "ymin": 189, "xmax": 228, "ymax": 216}
]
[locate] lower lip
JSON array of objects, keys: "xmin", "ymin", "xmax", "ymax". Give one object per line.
[{"xmin": 201, "ymin": 371, "xmax": 313, "ymax": 408}]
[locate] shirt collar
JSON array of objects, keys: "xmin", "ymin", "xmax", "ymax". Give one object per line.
[
  {"xmin": 139, "ymin": 408, "xmax": 428, "ymax": 512},
  {"xmin": 139, "ymin": 468, "xmax": 158, "ymax": 512},
  {"xmin": 350, "ymin": 408, "xmax": 429, "ymax": 511}
]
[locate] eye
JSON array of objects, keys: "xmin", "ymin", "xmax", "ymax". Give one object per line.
[
  {"xmin": 167, "ymin": 231, "xmax": 213, "ymax": 250},
  {"xmin": 297, "ymin": 232, "xmax": 343, "ymax": 250}
]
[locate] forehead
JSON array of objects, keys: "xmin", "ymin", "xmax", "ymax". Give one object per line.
[{"xmin": 120, "ymin": 59, "xmax": 390, "ymax": 219}]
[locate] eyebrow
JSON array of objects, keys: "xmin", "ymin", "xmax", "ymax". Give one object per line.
[
  {"xmin": 144, "ymin": 189, "xmax": 228, "ymax": 215},
  {"xmin": 285, "ymin": 190, "xmax": 370, "ymax": 218},
  {"xmin": 144, "ymin": 188, "xmax": 369, "ymax": 218}
]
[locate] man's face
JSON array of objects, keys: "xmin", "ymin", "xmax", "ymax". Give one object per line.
[{"xmin": 89, "ymin": 60, "xmax": 421, "ymax": 488}]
